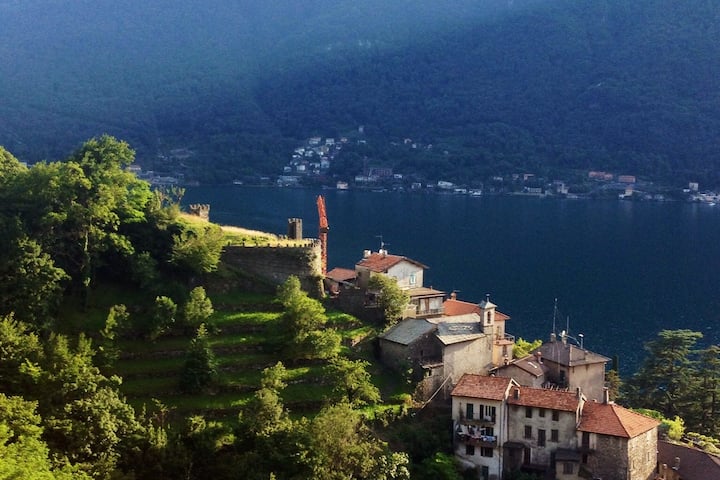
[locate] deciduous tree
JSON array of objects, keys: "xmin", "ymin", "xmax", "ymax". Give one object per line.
[{"xmin": 368, "ymin": 275, "xmax": 409, "ymax": 327}]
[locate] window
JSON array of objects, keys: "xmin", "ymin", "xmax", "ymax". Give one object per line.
[
  {"xmin": 524, "ymin": 426, "xmax": 532, "ymax": 439},
  {"xmin": 481, "ymin": 447, "xmax": 493, "ymax": 458},
  {"xmin": 466, "ymin": 444, "xmax": 475, "ymax": 456},
  {"xmin": 551, "ymin": 429, "xmax": 559, "ymax": 442},
  {"xmin": 485, "ymin": 405, "xmax": 497, "ymax": 422},
  {"xmin": 466, "ymin": 403, "xmax": 474, "ymax": 420},
  {"xmin": 582, "ymin": 454, "xmax": 588, "ymax": 464},
  {"xmin": 539, "ymin": 408, "xmax": 546, "ymax": 418},
  {"xmin": 409, "ymin": 273, "xmax": 416, "ymax": 285},
  {"xmin": 538, "ymin": 429, "xmax": 546, "ymax": 447},
  {"xmin": 525, "ymin": 407, "xmax": 532, "ymax": 418},
  {"xmin": 552, "ymin": 410, "xmax": 559, "ymax": 421},
  {"xmin": 486, "ymin": 312, "xmax": 492, "ymax": 324},
  {"xmin": 563, "ymin": 462, "xmax": 574, "ymax": 474},
  {"xmin": 481, "ymin": 426, "xmax": 494, "ymax": 437}
]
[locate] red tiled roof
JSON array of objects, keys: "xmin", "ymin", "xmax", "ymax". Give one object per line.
[
  {"xmin": 507, "ymin": 386, "xmax": 580, "ymax": 412},
  {"xmin": 658, "ymin": 440, "xmax": 720, "ymax": 479},
  {"xmin": 443, "ymin": 299, "xmax": 510, "ymax": 320},
  {"xmin": 451, "ymin": 374, "xmax": 515, "ymax": 400},
  {"xmin": 326, "ymin": 267, "xmax": 357, "ymax": 282},
  {"xmin": 356, "ymin": 252, "xmax": 428, "ymax": 273},
  {"xmin": 578, "ymin": 402, "xmax": 659, "ymax": 438}
]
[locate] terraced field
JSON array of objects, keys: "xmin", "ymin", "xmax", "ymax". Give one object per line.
[{"xmin": 114, "ymin": 291, "xmax": 380, "ymax": 419}]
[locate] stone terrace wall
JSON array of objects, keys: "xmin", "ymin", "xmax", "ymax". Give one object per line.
[{"xmin": 222, "ymin": 240, "xmax": 323, "ymax": 296}]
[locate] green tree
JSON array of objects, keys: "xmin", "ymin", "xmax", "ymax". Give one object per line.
[
  {"xmin": 277, "ymin": 276, "xmax": 339, "ymax": 360},
  {"xmin": 170, "ymin": 223, "xmax": 224, "ymax": 275},
  {"xmin": 414, "ymin": 452, "xmax": 465, "ymax": 480},
  {"xmin": 605, "ymin": 369, "xmax": 622, "ymax": 402},
  {"xmin": 96, "ymin": 305, "xmax": 128, "ymax": 369},
  {"xmin": 0, "ymin": 393, "xmax": 90, "ymax": 480},
  {"xmin": 368, "ymin": 275, "xmax": 409, "ymax": 327},
  {"xmin": 0, "ymin": 137, "xmax": 151, "ymax": 303},
  {"xmin": 328, "ymin": 357, "xmax": 381, "ymax": 406},
  {"xmin": 182, "ymin": 286, "xmax": 214, "ymax": 330},
  {"xmin": 694, "ymin": 345, "xmax": 720, "ymax": 435},
  {"xmin": 242, "ymin": 362, "xmax": 290, "ymax": 435},
  {"xmin": 307, "ymin": 403, "xmax": 410, "ymax": 480},
  {"xmin": 625, "ymin": 329, "xmax": 703, "ymax": 420},
  {"xmin": 0, "ymin": 235, "xmax": 69, "ymax": 329},
  {"xmin": 0, "ymin": 146, "xmax": 26, "ymax": 185},
  {"xmin": 147, "ymin": 296, "xmax": 177, "ymax": 340},
  {"xmin": 179, "ymin": 324, "xmax": 218, "ymax": 393},
  {"xmin": 33, "ymin": 333, "xmax": 142, "ymax": 479},
  {"xmin": 513, "ymin": 338, "xmax": 543, "ymax": 359},
  {"xmin": 0, "ymin": 315, "xmax": 44, "ymax": 396}
]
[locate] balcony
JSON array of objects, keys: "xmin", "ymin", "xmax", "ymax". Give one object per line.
[
  {"xmin": 495, "ymin": 333, "xmax": 515, "ymax": 343},
  {"xmin": 456, "ymin": 425, "xmax": 498, "ymax": 448}
]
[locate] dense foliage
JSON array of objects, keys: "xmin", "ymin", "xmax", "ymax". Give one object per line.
[
  {"xmin": 624, "ymin": 329, "xmax": 720, "ymax": 438},
  {"xmin": 0, "ymin": 138, "xmax": 455, "ymax": 478},
  {"xmin": 1, "ymin": 1, "xmax": 719, "ymax": 184}
]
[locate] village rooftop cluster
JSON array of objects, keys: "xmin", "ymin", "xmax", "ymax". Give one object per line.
[{"xmin": 325, "ymin": 247, "xmax": 717, "ymax": 479}]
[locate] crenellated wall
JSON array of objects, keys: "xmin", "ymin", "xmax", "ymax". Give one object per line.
[{"xmin": 221, "ymin": 240, "xmax": 323, "ymax": 296}]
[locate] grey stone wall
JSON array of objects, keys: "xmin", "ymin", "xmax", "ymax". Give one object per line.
[{"xmin": 221, "ymin": 241, "xmax": 322, "ymax": 296}]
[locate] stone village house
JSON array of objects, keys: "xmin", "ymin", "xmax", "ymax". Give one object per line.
[
  {"xmin": 324, "ymin": 248, "xmax": 663, "ymax": 480},
  {"xmin": 451, "ymin": 374, "xmax": 660, "ymax": 480}
]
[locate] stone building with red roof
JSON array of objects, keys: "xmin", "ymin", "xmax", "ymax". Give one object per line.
[
  {"xmin": 451, "ymin": 374, "xmax": 660, "ymax": 480},
  {"xmin": 355, "ymin": 249, "xmax": 446, "ymax": 318},
  {"xmin": 379, "ymin": 295, "xmax": 515, "ymax": 388}
]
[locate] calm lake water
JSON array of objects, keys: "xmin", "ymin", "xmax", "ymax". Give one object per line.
[{"xmin": 183, "ymin": 186, "xmax": 720, "ymax": 373}]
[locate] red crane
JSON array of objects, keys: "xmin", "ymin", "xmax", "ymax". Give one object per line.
[{"xmin": 317, "ymin": 195, "xmax": 329, "ymax": 276}]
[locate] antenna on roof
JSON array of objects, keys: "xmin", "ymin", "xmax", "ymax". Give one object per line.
[
  {"xmin": 552, "ymin": 298, "xmax": 558, "ymax": 335},
  {"xmin": 566, "ymin": 315, "xmax": 570, "ymax": 337},
  {"xmin": 375, "ymin": 235, "xmax": 389, "ymax": 254}
]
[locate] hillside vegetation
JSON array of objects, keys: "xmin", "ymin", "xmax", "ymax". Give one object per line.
[
  {"xmin": 1, "ymin": 0, "xmax": 718, "ymax": 184},
  {"xmin": 0, "ymin": 137, "xmax": 434, "ymax": 480}
]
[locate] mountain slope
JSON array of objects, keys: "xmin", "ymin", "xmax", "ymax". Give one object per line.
[{"xmin": 1, "ymin": 0, "xmax": 718, "ymax": 183}]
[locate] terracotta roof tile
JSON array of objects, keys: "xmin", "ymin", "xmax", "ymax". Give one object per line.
[
  {"xmin": 443, "ymin": 299, "xmax": 510, "ymax": 320},
  {"xmin": 658, "ymin": 440, "xmax": 720, "ymax": 479},
  {"xmin": 356, "ymin": 252, "xmax": 428, "ymax": 273},
  {"xmin": 451, "ymin": 374, "xmax": 515, "ymax": 401},
  {"xmin": 326, "ymin": 267, "xmax": 357, "ymax": 282},
  {"xmin": 507, "ymin": 385, "xmax": 581, "ymax": 412},
  {"xmin": 578, "ymin": 402, "xmax": 659, "ymax": 438}
]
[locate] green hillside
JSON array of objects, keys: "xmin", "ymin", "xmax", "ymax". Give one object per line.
[{"xmin": 1, "ymin": 0, "xmax": 719, "ymax": 183}]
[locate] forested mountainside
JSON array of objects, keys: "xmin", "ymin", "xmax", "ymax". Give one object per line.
[{"xmin": 1, "ymin": 0, "xmax": 718, "ymax": 184}]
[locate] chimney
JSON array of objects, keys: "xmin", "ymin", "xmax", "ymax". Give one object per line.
[
  {"xmin": 550, "ymin": 332, "xmax": 556, "ymax": 343},
  {"xmin": 673, "ymin": 456, "xmax": 680, "ymax": 471},
  {"xmin": 451, "ymin": 291, "xmax": 457, "ymax": 300},
  {"xmin": 576, "ymin": 386, "xmax": 582, "ymax": 399},
  {"xmin": 535, "ymin": 351, "xmax": 543, "ymax": 364},
  {"xmin": 363, "ymin": 249, "xmax": 371, "ymax": 258},
  {"xmin": 561, "ymin": 331, "xmax": 567, "ymax": 345},
  {"xmin": 603, "ymin": 387, "xmax": 610, "ymax": 404}
]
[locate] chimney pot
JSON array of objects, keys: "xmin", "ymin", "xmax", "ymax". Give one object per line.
[{"xmin": 603, "ymin": 387, "xmax": 610, "ymax": 404}]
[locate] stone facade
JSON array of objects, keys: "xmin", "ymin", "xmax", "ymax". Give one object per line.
[
  {"xmin": 221, "ymin": 241, "xmax": 322, "ymax": 295},
  {"xmin": 451, "ymin": 375, "xmax": 660, "ymax": 480}
]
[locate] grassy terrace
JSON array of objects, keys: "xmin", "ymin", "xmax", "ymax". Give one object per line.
[
  {"xmin": 82, "ymin": 218, "xmax": 409, "ymax": 420},
  {"xmin": 113, "ymin": 288, "xmax": 398, "ymax": 420}
]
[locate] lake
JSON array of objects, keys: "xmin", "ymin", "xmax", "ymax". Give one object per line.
[{"xmin": 183, "ymin": 186, "xmax": 720, "ymax": 374}]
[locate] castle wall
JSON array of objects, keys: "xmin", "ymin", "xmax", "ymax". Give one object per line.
[{"xmin": 221, "ymin": 241, "xmax": 323, "ymax": 296}]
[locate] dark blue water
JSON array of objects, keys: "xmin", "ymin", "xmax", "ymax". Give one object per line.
[{"xmin": 184, "ymin": 186, "xmax": 720, "ymax": 373}]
